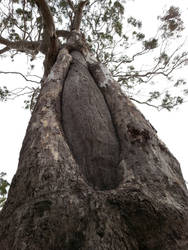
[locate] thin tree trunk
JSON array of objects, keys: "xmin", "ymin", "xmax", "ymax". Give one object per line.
[{"xmin": 0, "ymin": 49, "xmax": 188, "ymax": 250}]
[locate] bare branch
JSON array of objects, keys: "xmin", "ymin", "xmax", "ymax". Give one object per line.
[
  {"xmin": 34, "ymin": 0, "xmax": 60, "ymax": 78},
  {"xmin": 117, "ymin": 70, "xmax": 171, "ymax": 80},
  {"xmin": 72, "ymin": 1, "xmax": 89, "ymax": 31},
  {"xmin": 34, "ymin": 0, "xmax": 59, "ymax": 54},
  {"xmin": 130, "ymin": 97, "xmax": 160, "ymax": 110},
  {"xmin": 0, "ymin": 71, "xmax": 40, "ymax": 84},
  {"xmin": 26, "ymin": 74, "xmax": 41, "ymax": 80},
  {"xmin": 65, "ymin": 3, "xmax": 74, "ymax": 26},
  {"xmin": 113, "ymin": 49, "xmax": 147, "ymax": 73},
  {"xmin": 34, "ymin": 0, "xmax": 55, "ymax": 37},
  {"xmin": 56, "ymin": 30, "xmax": 71, "ymax": 39},
  {"xmin": 0, "ymin": 35, "xmax": 39, "ymax": 54},
  {"xmin": 8, "ymin": 89, "xmax": 34, "ymax": 100},
  {"xmin": 22, "ymin": 0, "xmax": 27, "ymax": 40},
  {"xmin": 114, "ymin": 45, "xmax": 188, "ymax": 87},
  {"xmin": 0, "ymin": 46, "xmax": 10, "ymax": 54},
  {"xmin": 67, "ymin": 0, "xmax": 75, "ymax": 11},
  {"xmin": 126, "ymin": 49, "xmax": 148, "ymax": 64}
]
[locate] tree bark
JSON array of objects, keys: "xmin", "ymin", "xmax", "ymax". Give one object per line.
[{"xmin": 0, "ymin": 49, "xmax": 188, "ymax": 250}]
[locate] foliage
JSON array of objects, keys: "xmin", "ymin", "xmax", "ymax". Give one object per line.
[
  {"xmin": 0, "ymin": 86, "xmax": 10, "ymax": 101},
  {"xmin": 0, "ymin": 172, "xmax": 9, "ymax": 208},
  {"xmin": 159, "ymin": 6, "xmax": 184, "ymax": 38},
  {"xmin": 0, "ymin": 0, "xmax": 187, "ymax": 110}
]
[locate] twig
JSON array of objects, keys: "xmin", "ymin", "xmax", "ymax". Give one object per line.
[
  {"xmin": 130, "ymin": 97, "xmax": 160, "ymax": 110},
  {"xmin": 0, "ymin": 71, "xmax": 40, "ymax": 84}
]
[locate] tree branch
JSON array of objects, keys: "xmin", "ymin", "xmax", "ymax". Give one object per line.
[
  {"xmin": 0, "ymin": 46, "xmax": 10, "ymax": 54},
  {"xmin": 130, "ymin": 97, "xmax": 160, "ymax": 110},
  {"xmin": 67, "ymin": 0, "xmax": 75, "ymax": 11},
  {"xmin": 0, "ymin": 71, "xmax": 40, "ymax": 84},
  {"xmin": 34, "ymin": 0, "xmax": 59, "ymax": 54},
  {"xmin": 34, "ymin": 0, "xmax": 55, "ymax": 37},
  {"xmin": 115, "ymin": 50, "xmax": 188, "ymax": 82},
  {"xmin": 72, "ymin": 0, "xmax": 89, "ymax": 31},
  {"xmin": 56, "ymin": 30, "xmax": 71, "ymax": 39},
  {"xmin": 0, "ymin": 35, "xmax": 39, "ymax": 54},
  {"xmin": 34, "ymin": 0, "xmax": 60, "ymax": 79}
]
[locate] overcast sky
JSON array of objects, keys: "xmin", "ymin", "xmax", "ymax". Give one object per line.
[{"xmin": 0, "ymin": 0, "xmax": 188, "ymax": 185}]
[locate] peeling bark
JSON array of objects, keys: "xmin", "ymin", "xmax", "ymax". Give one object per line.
[{"xmin": 0, "ymin": 49, "xmax": 188, "ymax": 250}]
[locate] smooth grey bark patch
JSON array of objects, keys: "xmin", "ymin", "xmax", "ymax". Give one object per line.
[{"xmin": 62, "ymin": 51, "xmax": 122, "ymax": 190}]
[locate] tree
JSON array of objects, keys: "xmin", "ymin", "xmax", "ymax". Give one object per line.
[
  {"xmin": 0, "ymin": 0, "xmax": 188, "ymax": 249},
  {"xmin": 0, "ymin": 1, "xmax": 187, "ymax": 110}
]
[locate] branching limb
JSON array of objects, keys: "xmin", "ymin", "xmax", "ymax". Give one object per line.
[
  {"xmin": 130, "ymin": 97, "xmax": 160, "ymax": 110},
  {"xmin": 113, "ymin": 49, "xmax": 147, "ymax": 73},
  {"xmin": 0, "ymin": 35, "xmax": 39, "ymax": 54},
  {"xmin": 8, "ymin": 86, "xmax": 34, "ymax": 98},
  {"xmin": 114, "ymin": 44, "xmax": 188, "ymax": 85},
  {"xmin": 72, "ymin": 0, "xmax": 89, "ymax": 31}
]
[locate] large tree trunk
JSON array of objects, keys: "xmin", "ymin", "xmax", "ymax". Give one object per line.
[{"xmin": 0, "ymin": 48, "xmax": 188, "ymax": 250}]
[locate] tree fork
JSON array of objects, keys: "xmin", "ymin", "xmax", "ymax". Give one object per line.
[{"xmin": 71, "ymin": 0, "xmax": 89, "ymax": 31}]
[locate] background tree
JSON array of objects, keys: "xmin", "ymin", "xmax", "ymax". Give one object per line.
[{"xmin": 0, "ymin": 0, "xmax": 188, "ymax": 249}]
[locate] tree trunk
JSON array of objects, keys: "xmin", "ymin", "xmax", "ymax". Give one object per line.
[{"xmin": 0, "ymin": 48, "xmax": 188, "ymax": 250}]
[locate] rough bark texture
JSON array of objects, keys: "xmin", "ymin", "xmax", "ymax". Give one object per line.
[{"xmin": 0, "ymin": 49, "xmax": 188, "ymax": 250}]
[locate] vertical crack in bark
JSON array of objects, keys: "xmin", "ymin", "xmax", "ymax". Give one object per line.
[{"xmin": 62, "ymin": 51, "xmax": 123, "ymax": 190}]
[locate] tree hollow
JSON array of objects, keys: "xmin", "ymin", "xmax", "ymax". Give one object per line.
[{"xmin": 62, "ymin": 51, "xmax": 122, "ymax": 190}]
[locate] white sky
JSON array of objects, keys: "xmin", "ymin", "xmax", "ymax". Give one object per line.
[{"xmin": 0, "ymin": 0, "xmax": 188, "ymax": 185}]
